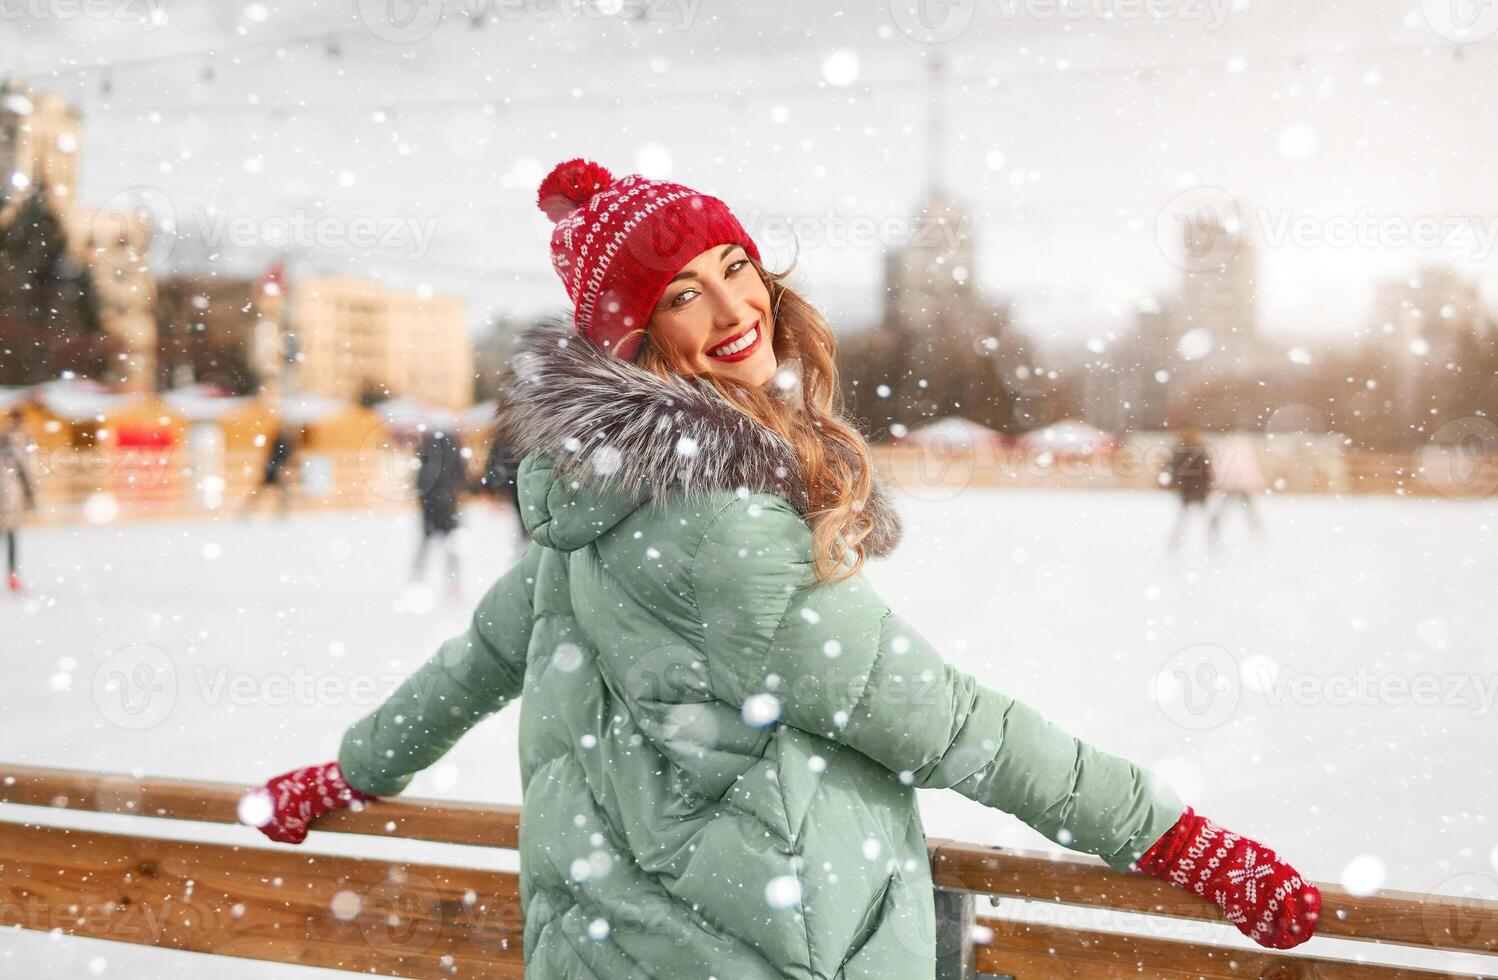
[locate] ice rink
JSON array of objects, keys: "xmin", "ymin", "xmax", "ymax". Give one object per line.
[{"xmin": 4, "ymin": 487, "xmax": 1496, "ymax": 975}]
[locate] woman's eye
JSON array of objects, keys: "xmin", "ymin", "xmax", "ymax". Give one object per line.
[{"xmin": 669, "ymin": 260, "xmax": 746, "ymax": 308}]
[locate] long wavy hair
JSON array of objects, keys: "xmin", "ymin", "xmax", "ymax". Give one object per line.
[{"xmin": 616, "ymin": 255, "xmax": 876, "ymax": 585}]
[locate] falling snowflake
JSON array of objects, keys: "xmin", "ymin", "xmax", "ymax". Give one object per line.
[
  {"xmin": 742, "ymin": 693, "xmax": 780, "ymax": 728},
  {"xmin": 764, "ymin": 875, "xmax": 802, "ymax": 909}
]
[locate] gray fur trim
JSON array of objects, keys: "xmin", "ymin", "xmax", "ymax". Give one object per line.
[{"xmin": 493, "ymin": 313, "xmax": 902, "ymax": 558}]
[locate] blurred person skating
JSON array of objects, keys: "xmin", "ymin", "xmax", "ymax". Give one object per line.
[
  {"xmin": 0, "ymin": 409, "xmax": 37, "ymax": 594},
  {"xmin": 1211, "ymin": 434, "xmax": 1267, "ymax": 544},
  {"xmin": 412, "ymin": 427, "xmax": 466, "ymax": 596},
  {"xmin": 240, "ymin": 425, "xmax": 298, "ymax": 519},
  {"xmin": 1166, "ymin": 428, "xmax": 1218, "ymax": 554}
]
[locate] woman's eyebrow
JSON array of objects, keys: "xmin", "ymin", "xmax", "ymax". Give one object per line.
[{"xmin": 668, "ymin": 244, "xmax": 744, "ymax": 283}]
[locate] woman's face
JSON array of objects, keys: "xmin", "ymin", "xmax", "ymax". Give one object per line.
[{"xmin": 646, "ymin": 243, "xmax": 776, "ymax": 387}]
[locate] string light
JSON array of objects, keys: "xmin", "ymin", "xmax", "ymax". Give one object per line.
[{"xmin": 22, "ymin": 37, "xmax": 1473, "ymax": 120}]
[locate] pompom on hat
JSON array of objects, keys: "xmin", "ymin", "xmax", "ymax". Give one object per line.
[{"xmin": 537, "ymin": 157, "xmax": 762, "ymax": 362}]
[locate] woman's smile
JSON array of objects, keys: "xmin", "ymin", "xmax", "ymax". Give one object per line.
[{"xmin": 705, "ymin": 320, "xmax": 761, "ymax": 362}]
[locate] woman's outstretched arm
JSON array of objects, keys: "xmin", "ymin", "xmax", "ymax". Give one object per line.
[
  {"xmin": 689, "ymin": 494, "xmax": 1318, "ymax": 949},
  {"xmin": 689, "ymin": 494, "xmax": 1182, "ymax": 871},
  {"xmin": 337, "ymin": 540, "xmax": 543, "ymax": 797}
]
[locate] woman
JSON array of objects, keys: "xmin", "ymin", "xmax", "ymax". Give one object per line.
[{"xmin": 245, "ymin": 159, "xmax": 1320, "ymax": 975}]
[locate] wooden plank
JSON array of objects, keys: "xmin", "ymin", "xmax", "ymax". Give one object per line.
[
  {"xmin": 972, "ymin": 918, "xmax": 1479, "ymax": 979},
  {"xmin": 0, "ymin": 762, "xmax": 521, "ymax": 849},
  {"xmin": 926, "ymin": 840, "xmax": 1498, "ymax": 956},
  {"xmin": 0, "ymin": 819, "xmax": 525, "ymax": 979}
]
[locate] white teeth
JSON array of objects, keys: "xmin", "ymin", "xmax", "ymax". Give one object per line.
[{"xmin": 709, "ymin": 326, "xmax": 757, "ymax": 358}]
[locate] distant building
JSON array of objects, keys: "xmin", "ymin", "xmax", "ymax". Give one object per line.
[
  {"xmin": 1094, "ymin": 203, "xmax": 1264, "ymax": 433},
  {"xmin": 1372, "ymin": 265, "xmax": 1489, "ymax": 445},
  {"xmin": 1086, "ymin": 297, "xmax": 1176, "ymax": 433},
  {"xmin": 0, "ymin": 76, "xmax": 158, "ymax": 389},
  {"xmin": 1173, "ymin": 209, "xmax": 1260, "ymax": 385},
  {"xmin": 840, "ymin": 53, "xmax": 1019, "ymax": 435},
  {"xmin": 1372, "ymin": 265, "xmax": 1486, "ymax": 363},
  {"xmin": 155, "ymin": 273, "xmax": 278, "ymax": 393},
  {"xmin": 289, "ymin": 276, "xmax": 473, "ymax": 410}
]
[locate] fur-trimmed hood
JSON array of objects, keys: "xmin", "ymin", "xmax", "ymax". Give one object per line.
[{"xmin": 492, "ymin": 314, "xmax": 902, "ymax": 558}]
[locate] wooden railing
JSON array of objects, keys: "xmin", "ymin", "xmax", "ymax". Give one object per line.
[{"xmin": 3, "ymin": 763, "xmax": 1496, "ymax": 978}]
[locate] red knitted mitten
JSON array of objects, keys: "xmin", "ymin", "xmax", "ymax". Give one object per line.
[
  {"xmin": 242, "ymin": 760, "xmax": 378, "ymax": 845},
  {"xmin": 1137, "ymin": 807, "xmax": 1321, "ymax": 949}
]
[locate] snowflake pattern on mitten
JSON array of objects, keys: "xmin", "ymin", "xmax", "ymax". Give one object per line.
[
  {"xmin": 1137, "ymin": 806, "xmax": 1321, "ymax": 950},
  {"xmin": 248, "ymin": 760, "xmax": 377, "ymax": 845}
]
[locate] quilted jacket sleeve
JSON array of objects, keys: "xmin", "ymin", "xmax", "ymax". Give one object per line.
[
  {"xmin": 691, "ymin": 495, "xmax": 1185, "ymax": 872},
  {"xmin": 338, "ymin": 541, "xmax": 543, "ymax": 797}
]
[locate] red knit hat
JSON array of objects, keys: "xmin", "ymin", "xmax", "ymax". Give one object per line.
[{"xmin": 537, "ymin": 157, "xmax": 762, "ymax": 362}]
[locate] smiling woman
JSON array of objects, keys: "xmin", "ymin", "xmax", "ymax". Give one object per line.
[{"xmin": 250, "ymin": 157, "xmax": 1321, "ymax": 980}]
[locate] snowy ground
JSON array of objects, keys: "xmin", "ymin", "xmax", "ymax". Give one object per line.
[{"xmin": 4, "ymin": 489, "xmax": 1498, "ymax": 976}]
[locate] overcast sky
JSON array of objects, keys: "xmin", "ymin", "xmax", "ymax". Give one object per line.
[{"xmin": 5, "ymin": 0, "xmax": 1498, "ymax": 351}]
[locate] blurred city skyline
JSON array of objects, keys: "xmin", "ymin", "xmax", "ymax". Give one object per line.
[{"xmin": 5, "ymin": 0, "xmax": 1498, "ymax": 352}]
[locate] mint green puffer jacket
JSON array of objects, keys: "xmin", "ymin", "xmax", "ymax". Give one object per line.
[{"xmin": 338, "ymin": 320, "xmax": 1185, "ymax": 978}]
